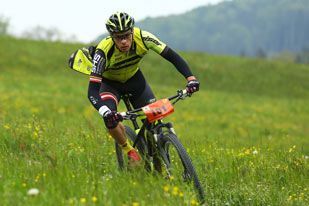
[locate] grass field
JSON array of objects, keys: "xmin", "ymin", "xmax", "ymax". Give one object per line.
[{"xmin": 0, "ymin": 36, "xmax": 308, "ymax": 205}]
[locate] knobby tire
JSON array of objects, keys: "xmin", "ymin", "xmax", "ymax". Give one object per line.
[{"xmin": 161, "ymin": 133, "xmax": 205, "ymax": 204}]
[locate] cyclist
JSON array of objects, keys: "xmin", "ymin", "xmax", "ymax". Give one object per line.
[{"xmin": 87, "ymin": 12, "xmax": 200, "ymax": 165}]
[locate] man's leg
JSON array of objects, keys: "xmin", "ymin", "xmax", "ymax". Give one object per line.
[{"xmin": 108, "ymin": 122, "xmax": 126, "ymax": 145}]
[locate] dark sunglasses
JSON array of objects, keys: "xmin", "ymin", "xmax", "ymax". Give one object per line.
[{"xmin": 112, "ymin": 32, "xmax": 133, "ymax": 40}]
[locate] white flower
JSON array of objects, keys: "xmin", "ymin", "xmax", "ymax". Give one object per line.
[
  {"xmin": 27, "ymin": 188, "xmax": 39, "ymax": 196},
  {"xmin": 253, "ymin": 150, "xmax": 258, "ymax": 155}
]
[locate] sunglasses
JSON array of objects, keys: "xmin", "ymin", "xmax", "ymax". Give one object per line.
[{"xmin": 112, "ymin": 32, "xmax": 133, "ymax": 41}]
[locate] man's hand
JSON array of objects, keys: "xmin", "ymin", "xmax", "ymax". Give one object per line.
[
  {"xmin": 186, "ymin": 80, "xmax": 200, "ymax": 96},
  {"xmin": 103, "ymin": 110, "xmax": 123, "ymax": 129},
  {"xmin": 104, "ymin": 110, "xmax": 123, "ymax": 122}
]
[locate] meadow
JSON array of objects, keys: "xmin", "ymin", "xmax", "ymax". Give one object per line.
[{"xmin": 0, "ymin": 36, "xmax": 308, "ymax": 206}]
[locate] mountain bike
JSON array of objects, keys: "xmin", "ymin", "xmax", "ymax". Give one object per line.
[{"xmin": 114, "ymin": 89, "xmax": 205, "ymax": 204}]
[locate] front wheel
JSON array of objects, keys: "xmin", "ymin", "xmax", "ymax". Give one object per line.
[{"xmin": 160, "ymin": 133, "xmax": 205, "ymax": 204}]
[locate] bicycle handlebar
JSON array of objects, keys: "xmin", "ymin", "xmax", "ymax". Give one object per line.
[{"xmin": 120, "ymin": 89, "xmax": 188, "ymax": 119}]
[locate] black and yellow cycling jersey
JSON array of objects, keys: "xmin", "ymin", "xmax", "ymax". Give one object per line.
[
  {"xmin": 91, "ymin": 27, "xmax": 166, "ymax": 83},
  {"xmin": 87, "ymin": 27, "xmax": 193, "ymax": 112}
]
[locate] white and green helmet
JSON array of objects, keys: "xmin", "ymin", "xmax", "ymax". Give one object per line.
[{"xmin": 106, "ymin": 12, "xmax": 135, "ymax": 33}]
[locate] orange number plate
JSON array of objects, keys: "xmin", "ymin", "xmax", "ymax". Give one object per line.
[{"xmin": 142, "ymin": 99, "xmax": 174, "ymax": 122}]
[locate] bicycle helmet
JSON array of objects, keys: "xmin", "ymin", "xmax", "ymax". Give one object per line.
[{"xmin": 106, "ymin": 12, "xmax": 135, "ymax": 33}]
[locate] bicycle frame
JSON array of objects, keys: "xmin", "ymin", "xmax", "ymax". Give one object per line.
[
  {"xmin": 118, "ymin": 90, "xmax": 206, "ymax": 203},
  {"xmin": 120, "ymin": 89, "xmax": 187, "ymax": 146},
  {"xmin": 120, "ymin": 90, "xmax": 188, "ymax": 169}
]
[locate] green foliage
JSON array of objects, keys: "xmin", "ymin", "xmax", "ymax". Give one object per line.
[
  {"xmin": 0, "ymin": 15, "xmax": 9, "ymax": 36},
  {"xmin": 135, "ymin": 0, "xmax": 309, "ymax": 57},
  {"xmin": 0, "ymin": 37, "xmax": 309, "ymax": 205}
]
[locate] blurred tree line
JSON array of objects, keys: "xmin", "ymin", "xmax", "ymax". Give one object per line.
[
  {"xmin": 135, "ymin": 0, "xmax": 309, "ymax": 63},
  {"xmin": 0, "ymin": 15, "xmax": 77, "ymax": 42}
]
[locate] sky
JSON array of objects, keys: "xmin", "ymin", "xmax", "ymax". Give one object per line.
[{"xmin": 1, "ymin": 0, "xmax": 225, "ymax": 43}]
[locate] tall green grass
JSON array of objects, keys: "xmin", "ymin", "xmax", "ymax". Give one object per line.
[{"xmin": 0, "ymin": 36, "xmax": 308, "ymax": 205}]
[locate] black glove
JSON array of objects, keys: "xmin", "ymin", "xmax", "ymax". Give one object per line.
[
  {"xmin": 103, "ymin": 111, "xmax": 123, "ymax": 129},
  {"xmin": 186, "ymin": 80, "xmax": 200, "ymax": 96}
]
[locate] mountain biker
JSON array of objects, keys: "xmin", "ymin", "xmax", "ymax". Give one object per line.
[{"xmin": 87, "ymin": 12, "xmax": 200, "ymax": 165}]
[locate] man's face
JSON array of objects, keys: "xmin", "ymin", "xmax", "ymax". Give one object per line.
[{"xmin": 111, "ymin": 30, "xmax": 133, "ymax": 52}]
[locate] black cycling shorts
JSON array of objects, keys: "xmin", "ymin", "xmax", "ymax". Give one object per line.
[{"xmin": 99, "ymin": 69, "xmax": 156, "ymax": 111}]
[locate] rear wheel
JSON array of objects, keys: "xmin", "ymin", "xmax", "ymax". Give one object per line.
[
  {"xmin": 115, "ymin": 125, "xmax": 147, "ymax": 171},
  {"xmin": 160, "ymin": 133, "xmax": 205, "ymax": 204}
]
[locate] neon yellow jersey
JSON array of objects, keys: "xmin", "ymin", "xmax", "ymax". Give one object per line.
[{"xmin": 93, "ymin": 27, "xmax": 166, "ymax": 83}]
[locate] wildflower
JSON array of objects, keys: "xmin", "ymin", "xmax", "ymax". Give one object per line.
[
  {"xmin": 179, "ymin": 192, "xmax": 184, "ymax": 197},
  {"xmin": 132, "ymin": 202, "xmax": 139, "ymax": 206},
  {"xmin": 164, "ymin": 186, "xmax": 169, "ymax": 192},
  {"xmin": 27, "ymin": 188, "xmax": 39, "ymax": 196},
  {"xmin": 191, "ymin": 199, "xmax": 197, "ymax": 205},
  {"xmin": 173, "ymin": 186, "xmax": 178, "ymax": 196},
  {"xmin": 92, "ymin": 196, "xmax": 98, "ymax": 202},
  {"xmin": 252, "ymin": 150, "xmax": 258, "ymax": 155},
  {"xmin": 80, "ymin": 198, "xmax": 86, "ymax": 203},
  {"xmin": 22, "ymin": 183, "xmax": 27, "ymax": 187},
  {"xmin": 4, "ymin": 125, "xmax": 9, "ymax": 129},
  {"xmin": 289, "ymin": 148, "xmax": 293, "ymax": 153}
]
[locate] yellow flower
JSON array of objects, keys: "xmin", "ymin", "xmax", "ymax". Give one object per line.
[
  {"xmin": 4, "ymin": 125, "xmax": 10, "ymax": 129},
  {"xmin": 164, "ymin": 186, "xmax": 169, "ymax": 192},
  {"xmin": 191, "ymin": 200, "xmax": 197, "ymax": 205},
  {"xmin": 293, "ymin": 145, "xmax": 296, "ymax": 149},
  {"xmin": 22, "ymin": 183, "xmax": 27, "ymax": 187},
  {"xmin": 80, "ymin": 198, "xmax": 86, "ymax": 203},
  {"xmin": 132, "ymin": 202, "xmax": 139, "ymax": 206},
  {"xmin": 179, "ymin": 192, "xmax": 184, "ymax": 197},
  {"xmin": 289, "ymin": 148, "xmax": 293, "ymax": 153},
  {"xmin": 92, "ymin": 196, "xmax": 98, "ymax": 202}
]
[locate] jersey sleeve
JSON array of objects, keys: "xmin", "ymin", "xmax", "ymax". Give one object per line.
[
  {"xmin": 88, "ymin": 49, "xmax": 106, "ymax": 111},
  {"xmin": 141, "ymin": 30, "xmax": 166, "ymax": 54}
]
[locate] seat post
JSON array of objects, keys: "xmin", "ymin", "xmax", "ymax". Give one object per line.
[{"xmin": 122, "ymin": 95, "xmax": 139, "ymax": 130}]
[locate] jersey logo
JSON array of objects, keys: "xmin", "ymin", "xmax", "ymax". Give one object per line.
[
  {"xmin": 92, "ymin": 53, "xmax": 105, "ymax": 75},
  {"xmin": 142, "ymin": 36, "xmax": 162, "ymax": 46}
]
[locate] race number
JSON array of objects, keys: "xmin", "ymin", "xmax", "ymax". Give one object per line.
[{"xmin": 142, "ymin": 99, "xmax": 174, "ymax": 122}]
